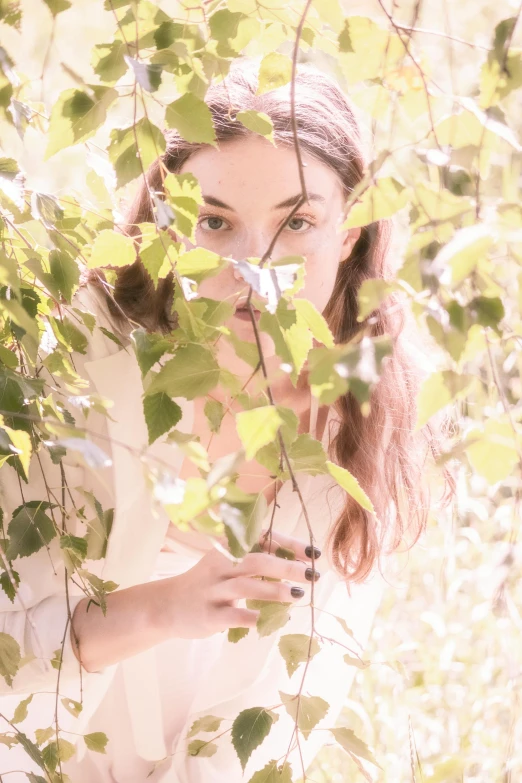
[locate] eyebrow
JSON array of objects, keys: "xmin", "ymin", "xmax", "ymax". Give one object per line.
[{"xmin": 201, "ymin": 193, "xmax": 327, "ymax": 211}]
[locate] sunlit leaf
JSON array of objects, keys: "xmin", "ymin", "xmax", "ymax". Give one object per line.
[
  {"xmin": 256, "ymin": 52, "xmax": 292, "ymax": 94},
  {"xmin": 343, "ymin": 177, "xmax": 410, "ymax": 229},
  {"xmin": 187, "ymin": 739, "xmax": 218, "ymax": 756},
  {"xmin": 187, "ymin": 715, "xmax": 224, "ymax": 738},
  {"xmin": 331, "ymin": 726, "xmax": 382, "ymax": 768},
  {"xmin": 236, "ymin": 405, "xmax": 283, "ymax": 460},
  {"xmin": 236, "ymin": 110, "xmax": 275, "ymax": 145},
  {"xmin": 166, "ymin": 93, "xmax": 217, "ymax": 146},
  {"xmin": 83, "ymin": 731, "xmax": 108, "ymax": 753},
  {"xmin": 246, "ymin": 599, "xmax": 291, "ymax": 637},
  {"xmin": 279, "ymin": 691, "xmax": 330, "ymax": 739},
  {"xmin": 12, "ymin": 693, "xmax": 33, "ymax": 723},
  {"xmin": 87, "ymin": 229, "xmax": 136, "ymax": 269},
  {"xmin": 146, "ymin": 344, "xmax": 220, "ymax": 400},
  {"xmin": 45, "ymin": 86, "xmax": 118, "ymax": 158},
  {"xmin": 326, "ymin": 460, "xmax": 374, "ymax": 513},
  {"xmin": 278, "ymin": 633, "xmax": 321, "ymax": 677}
]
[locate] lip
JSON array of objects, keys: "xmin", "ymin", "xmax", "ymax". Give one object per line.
[{"xmin": 234, "ymin": 307, "xmax": 261, "ymax": 322}]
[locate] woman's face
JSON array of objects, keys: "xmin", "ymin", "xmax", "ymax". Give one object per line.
[{"xmin": 174, "ymin": 135, "xmax": 360, "ymax": 352}]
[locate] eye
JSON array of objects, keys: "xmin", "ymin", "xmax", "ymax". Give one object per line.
[
  {"xmin": 198, "ymin": 215, "xmax": 230, "ymax": 231},
  {"xmin": 285, "ymin": 214, "xmax": 315, "ymax": 233}
]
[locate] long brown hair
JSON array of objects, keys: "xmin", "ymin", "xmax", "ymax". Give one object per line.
[{"xmin": 85, "ymin": 57, "xmax": 455, "ymax": 584}]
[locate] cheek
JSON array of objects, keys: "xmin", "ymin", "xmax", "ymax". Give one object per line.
[{"xmin": 299, "ymin": 249, "xmax": 340, "ymax": 313}]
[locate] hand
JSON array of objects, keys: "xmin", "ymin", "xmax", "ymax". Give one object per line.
[{"xmin": 160, "ymin": 528, "xmax": 322, "ymax": 640}]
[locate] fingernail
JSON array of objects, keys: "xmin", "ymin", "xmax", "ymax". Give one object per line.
[
  {"xmin": 304, "ymin": 545, "xmax": 321, "ymax": 559},
  {"xmin": 305, "ymin": 567, "xmax": 321, "ymax": 581},
  {"xmin": 291, "ymin": 586, "xmax": 305, "ymax": 598}
]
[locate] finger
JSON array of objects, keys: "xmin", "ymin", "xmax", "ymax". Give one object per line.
[
  {"xmin": 214, "ymin": 576, "xmax": 306, "ymax": 604},
  {"xmin": 257, "ymin": 527, "xmax": 322, "ymax": 562},
  {"xmin": 218, "ymin": 606, "xmax": 260, "ymax": 630},
  {"xmin": 231, "ymin": 552, "xmax": 320, "ymax": 583}
]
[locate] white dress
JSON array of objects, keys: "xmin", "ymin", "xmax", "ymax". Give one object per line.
[{"xmin": 0, "ymin": 285, "xmax": 390, "ymax": 782}]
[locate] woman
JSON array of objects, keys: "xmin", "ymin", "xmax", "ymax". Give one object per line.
[{"xmin": 0, "ymin": 58, "xmax": 450, "ymax": 781}]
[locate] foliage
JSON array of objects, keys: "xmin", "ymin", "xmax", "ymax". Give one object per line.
[{"xmin": 0, "ymin": 0, "xmax": 521, "ymax": 780}]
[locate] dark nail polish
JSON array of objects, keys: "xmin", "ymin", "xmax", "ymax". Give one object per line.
[
  {"xmin": 305, "ymin": 545, "xmax": 321, "ymax": 560},
  {"xmin": 305, "ymin": 567, "xmax": 321, "ymax": 581},
  {"xmin": 291, "ymin": 586, "xmax": 305, "ymax": 598}
]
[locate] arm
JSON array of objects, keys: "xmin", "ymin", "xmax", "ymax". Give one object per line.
[{"xmin": 70, "ymin": 576, "xmax": 176, "ymax": 673}]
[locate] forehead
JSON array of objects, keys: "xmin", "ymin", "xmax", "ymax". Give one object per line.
[{"xmin": 178, "ymin": 135, "xmax": 344, "ymax": 207}]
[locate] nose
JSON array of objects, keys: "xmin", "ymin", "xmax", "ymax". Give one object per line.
[{"xmin": 228, "ymin": 230, "xmax": 278, "ymax": 266}]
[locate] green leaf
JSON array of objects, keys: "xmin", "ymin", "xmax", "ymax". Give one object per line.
[
  {"xmin": 0, "ymin": 567, "xmax": 20, "ymax": 603},
  {"xmin": 85, "ymin": 506, "xmax": 113, "ymax": 561},
  {"xmin": 228, "ymin": 626, "xmax": 250, "ymax": 643},
  {"xmin": 209, "ymin": 8, "xmax": 245, "ymax": 52},
  {"xmin": 49, "ymin": 315, "xmax": 88, "ymax": 355},
  {"xmin": 176, "ymin": 248, "xmax": 224, "ymax": 277},
  {"xmin": 12, "ymin": 693, "xmax": 33, "ymax": 724},
  {"xmin": 6, "ymin": 501, "xmax": 57, "ymax": 560},
  {"xmin": 92, "ymin": 40, "xmax": 127, "ymax": 84},
  {"xmin": 430, "ymin": 224, "xmax": 494, "ymax": 286},
  {"xmin": 60, "ymin": 533, "xmax": 88, "ymax": 568},
  {"xmin": 464, "ymin": 417, "xmax": 518, "ymax": 485},
  {"xmin": 343, "ymin": 177, "xmax": 410, "ymax": 229},
  {"xmin": 326, "ymin": 461, "xmax": 375, "ymax": 513},
  {"xmin": 246, "ymin": 599, "xmax": 291, "ymax": 637},
  {"xmin": 343, "ymin": 653, "xmax": 371, "ymax": 669},
  {"xmin": 146, "ymin": 344, "xmax": 220, "ymax": 400},
  {"xmin": 236, "ymin": 406, "xmax": 282, "ymax": 460},
  {"xmin": 331, "ymin": 726, "xmax": 382, "ymax": 769},
  {"xmin": 45, "ymin": 86, "xmax": 118, "ymax": 159},
  {"xmin": 165, "ymin": 93, "xmax": 217, "ymax": 146},
  {"xmin": 31, "ymin": 192, "xmax": 64, "ymax": 229},
  {"xmin": 278, "ymin": 633, "xmax": 321, "ymax": 677},
  {"xmin": 247, "ymin": 759, "xmax": 293, "ymax": 782},
  {"xmin": 356, "ymin": 279, "xmax": 396, "ymax": 322},
  {"xmin": 35, "ymin": 727, "xmax": 54, "ymax": 746},
  {"xmin": 131, "ymin": 328, "xmax": 172, "ymax": 376},
  {"xmin": 0, "ymin": 345, "xmax": 18, "ymax": 369},
  {"xmin": 231, "ymin": 707, "xmax": 275, "ymax": 771},
  {"xmin": 293, "ymin": 298, "xmax": 334, "ymax": 348},
  {"xmin": 236, "ymin": 110, "xmax": 275, "ymax": 145},
  {"xmin": 61, "ymin": 697, "xmax": 83, "ymax": 718},
  {"xmin": 143, "ymin": 393, "xmax": 182, "ymax": 444},
  {"xmin": 162, "ymin": 173, "xmax": 204, "ymax": 242},
  {"xmin": 204, "ymin": 399, "xmax": 225, "ymax": 433},
  {"xmin": 108, "ymin": 118, "xmax": 166, "ymax": 189},
  {"xmin": 83, "ymin": 731, "xmax": 108, "ymax": 754},
  {"xmin": 469, "ymin": 295, "xmax": 505, "ymax": 330},
  {"xmin": 26, "ymin": 775, "xmax": 51, "ymax": 783},
  {"xmin": 415, "ymin": 371, "xmax": 474, "ymax": 431},
  {"xmin": 16, "ymin": 732, "xmax": 45, "ymax": 770},
  {"xmin": 42, "ymin": 738, "xmax": 75, "ymax": 771},
  {"xmin": 187, "ymin": 739, "xmax": 218, "ymax": 757},
  {"xmin": 288, "ymin": 434, "xmax": 328, "ymax": 474},
  {"xmin": 279, "ymin": 691, "xmax": 330, "ymax": 739},
  {"xmin": 0, "ymin": 157, "xmax": 20, "ymax": 180},
  {"xmin": 87, "ymin": 230, "xmax": 136, "ymax": 269},
  {"xmin": 49, "ymin": 250, "xmax": 80, "ymax": 304},
  {"xmin": 256, "ymin": 53, "xmax": 292, "ymax": 95},
  {"xmin": 338, "ymin": 19, "xmax": 355, "ymax": 52},
  {"xmin": 187, "ymin": 715, "xmax": 224, "ymax": 738},
  {"xmin": 42, "ymin": 0, "xmax": 71, "ymax": 16},
  {"xmin": 4, "ymin": 426, "xmax": 31, "ymax": 477}
]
